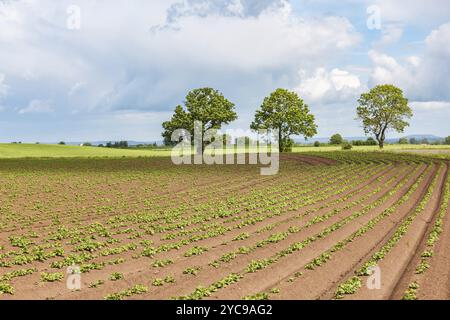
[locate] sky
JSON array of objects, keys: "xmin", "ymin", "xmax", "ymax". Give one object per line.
[{"xmin": 0, "ymin": 0, "xmax": 449, "ymax": 142}]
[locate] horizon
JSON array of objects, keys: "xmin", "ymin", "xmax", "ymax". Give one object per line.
[{"xmin": 1, "ymin": 133, "xmax": 445, "ymax": 146}]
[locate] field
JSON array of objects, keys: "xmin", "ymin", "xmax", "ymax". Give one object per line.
[
  {"xmin": 0, "ymin": 144, "xmax": 173, "ymax": 158},
  {"xmin": 0, "ymin": 147, "xmax": 449, "ymax": 301}
]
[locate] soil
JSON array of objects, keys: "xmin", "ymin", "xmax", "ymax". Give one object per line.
[{"xmin": 0, "ymin": 156, "xmax": 448, "ymax": 300}]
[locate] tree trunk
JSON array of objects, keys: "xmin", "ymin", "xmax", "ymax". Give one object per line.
[
  {"xmin": 379, "ymin": 128, "xmax": 386, "ymax": 149},
  {"xmin": 375, "ymin": 130, "xmax": 385, "ymax": 149},
  {"xmin": 278, "ymin": 127, "xmax": 283, "ymax": 153}
]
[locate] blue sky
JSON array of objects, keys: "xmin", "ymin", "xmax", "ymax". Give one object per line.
[{"xmin": 0, "ymin": 0, "xmax": 449, "ymax": 142}]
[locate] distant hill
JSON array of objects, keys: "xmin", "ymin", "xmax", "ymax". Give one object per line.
[{"xmin": 391, "ymin": 135, "xmax": 444, "ymax": 143}]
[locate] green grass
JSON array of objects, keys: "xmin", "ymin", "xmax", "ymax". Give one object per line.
[
  {"xmin": 0, "ymin": 144, "xmax": 171, "ymax": 158},
  {"xmin": 0, "ymin": 143, "xmax": 449, "ymax": 159},
  {"xmin": 292, "ymin": 144, "xmax": 450, "ymax": 153}
]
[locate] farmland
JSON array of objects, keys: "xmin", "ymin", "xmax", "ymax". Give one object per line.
[
  {"xmin": 1, "ymin": 143, "xmax": 450, "ymax": 159},
  {"xmin": 0, "ymin": 150, "xmax": 449, "ymax": 300},
  {"xmin": 0, "ymin": 143, "xmax": 172, "ymax": 158}
]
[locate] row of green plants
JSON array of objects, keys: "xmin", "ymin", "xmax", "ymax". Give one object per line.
[
  {"xmin": 166, "ymin": 163, "xmax": 425, "ymax": 299},
  {"xmin": 209, "ymin": 164, "xmax": 406, "ymax": 269},
  {"xmin": 403, "ymin": 166, "xmax": 450, "ymax": 300},
  {"xmin": 335, "ymin": 164, "xmax": 441, "ymax": 299}
]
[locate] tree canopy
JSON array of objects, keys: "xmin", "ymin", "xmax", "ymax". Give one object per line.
[
  {"xmin": 356, "ymin": 84, "xmax": 412, "ymax": 149},
  {"xmin": 162, "ymin": 88, "xmax": 237, "ymax": 153},
  {"xmin": 250, "ymin": 89, "xmax": 317, "ymax": 152},
  {"xmin": 329, "ymin": 133, "xmax": 344, "ymax": 145}
]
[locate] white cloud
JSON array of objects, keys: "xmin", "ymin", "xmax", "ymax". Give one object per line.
[
  {"xmin": 425, "ymin": 22, "xmax": 450, "ymax": 57},
  {"xmin": 368, "ymin": 50, "xmax": 411, "ymax": 85},
  {"xmin": 0, "ymin": 73, "xmax": 9, "ymax": 98},
  {"xmin": 323, "ymin": 0, "xmax": 450, "ymax": 47},
  {"xmin": 68, "ymin": 82, "xmax": 87, "ymax": 96},
  {"xmin": 226, "ymin": 0, "xmax": 244, "ymax": 16},
  {"xmin": 149, "ymin": 2, "xmax": 360, "ymax": 71},
  {"xmin": 411, "ymin": 101, "xmax": 450, "ymax": 111},
  {"xmin": 110, "ymin": 110, "xmax": 172, "ymax": 125},
  {"xmin": 164, "ymin": 0, "xmax": 286, "ymax": 20},
  {"xmin": 406, "ymin": 56, "xmax": 421, "ymax": 67},
  {"xmin": 377, "ymin": 23, "xmax": 403, "ymax": 46},
  {"xmin": 19, "ymin": 100, "xmax": 53, "ymax": 114},
  {"xmin": 295, "ymin": 68, "xmax": 363, "ymax": 103},
  {"xmin": 369, "ymin": 22, "xmax": 450, "ymax": 102},
  {"xmin": 0, "ymin": 0, "xmax": 361, "ymax": 116},
  {"xmin": 374, "ymin": 0, "xmax": 450, "ymax": 27}
]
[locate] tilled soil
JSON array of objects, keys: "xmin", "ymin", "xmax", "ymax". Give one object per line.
[{"xmin": 0, "ymin": 154, "xmax": 449, "ymax": 300}]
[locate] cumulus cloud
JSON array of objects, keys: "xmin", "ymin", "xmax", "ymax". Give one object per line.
[
  {"xmin": 104, "ymin": 2, "xmax": 359, "ymax": 112},
  {"xmin": 368, "ymin": 50, "xmax": 412, "ymax": 86},
  {"xmin": 19, "ymin": 99, "xmax": 53, "ymax": 114},
  {"xmin": 369, "ymin": 22, "xmax": 450, "ymax": 102},
  {"xmin": 0, "ymin": 73, "xmax": 9, "ymax": 98},
  {"xmin": 0, "ymin": 0, "xmax": 360, "ymax": 116},
  {"xmin": 373, "ymin": 0, "xmax": 450, "ymax": 27},
  {"xmin": 376, "ymin": 23, "xmax": 403, "ymax": 46},
  {"xmin": 1, "ymin": 0, "xmax": 447, "ymax": 139},
  {"xmin": 164, "ymin": 0, "xmax": 286, "ymax": 21},
  {"xmin": 411, "ymin": 101, "xmax": 450, "ymax": 111},
  {"xmin": 372, "ymin": 0, "xmax": 450, "ymax": 47},
  {"xmin": 295, "ymin": 68, "xmax": 364, "ymax": 104},
  {"xmin": 68, "ymin": 82, "xmax": 87, "ymax": 96},
  {"xmin": 316, "ymin": 0, "xmax": 450, "ymax": 46}
]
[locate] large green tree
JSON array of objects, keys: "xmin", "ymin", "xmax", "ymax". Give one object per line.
[
  {"xmin": 251, "ymin": 89, "xmax": 317, "ymax": 152},
  {"xmin": 356, "ymin": 84, "xmax": 412, "ymax": 149},
  {"xmin": 329, "ymin": 133, "xmax": 344, "ymax": 145},
  {"xmin": 162, "ymin": 88, "xmax": 237, "ymax": 153},
  {"xmin": 162, "ymin": 105, "xmax": 192, "ymax": 146}
]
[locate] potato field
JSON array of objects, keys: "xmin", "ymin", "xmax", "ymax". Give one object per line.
[{"xmin": 0, "ymin": 152, "xmax": 449, "ymax": 300}]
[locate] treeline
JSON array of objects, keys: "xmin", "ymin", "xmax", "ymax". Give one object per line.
[
  {"xmin": 96, "ymin": 141, "xmax": 161, "ymax": 149},
  {"xmin": 309, "ymin": 135, "xmax": 450, "ymax": 147},
  {"xmin": 399, "ymin": 137, "xmax": 450, "ymax": 145},
  {"xmin": 98, "ymin": 141, "xmax": 129, "ymax": 148}
]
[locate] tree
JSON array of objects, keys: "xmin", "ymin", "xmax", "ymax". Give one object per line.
[
  {"xmin": 352, "ymin": 138, "xmax": 377, "ymax": 146},
  {"xmin": 398, "ymin": 137, "xmax": 408, "ymax": 144},
  {"xmin": 162, "ymin": 88, "xmax": 237, "ymax": 154},
  {"xmin": 314, "ymin": 141, "xmax": 321, "ymax": 147},
  {"xmin": 58, "ymin": 141, "xmax": 65, "ymax": 145},
  {"xmin": 432, "ymin": 140, "xmax": 442, "ymax": 146},
  {"xmin": 251, "ymin": 89, "xmax": 317, "ymax": 152},
  {"xmin": 409, "ymin": 137, "xmax": 418, "ymax": 145},
  {"xmin": 445, "ymin": 136, "xmax": 450, "ymax": 145},
  {"xmin": 356, "ymin": 84, "xmax": 412, "ymax": 149},
  {"xmin": 366, "ymin": 137, "xmax": 377, "ymax": 145},
  {"xmin": 119, "ymin": 141, "xmax": 128, "ymax": 148},
  {"xmin": 330, "ymin": 134, "xmax": 344, "ymax": 145},
  {"xmin": 162, "ymin": 105, "xmax": 192, "ymax": 146},
  {"xmin": 342, "ymin": 142, "xmax": 353, "ymax": 150}
]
